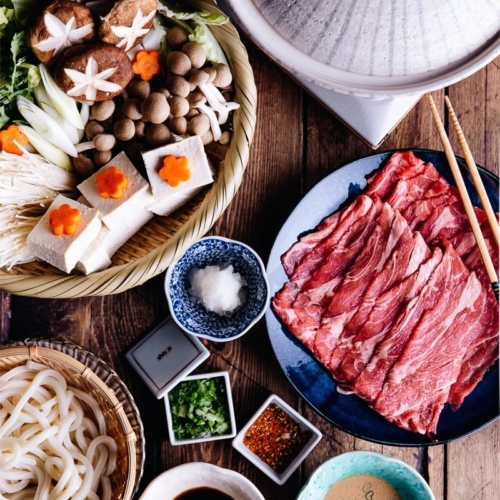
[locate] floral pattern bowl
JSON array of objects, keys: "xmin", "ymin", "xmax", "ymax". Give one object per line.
[
  {"xmin": 297, "ymin": 450, "xmax": 435, "ymax": 500},
  {"xmin": 164, "ymin": 236, "xmax": 270, "ymax": 342}
]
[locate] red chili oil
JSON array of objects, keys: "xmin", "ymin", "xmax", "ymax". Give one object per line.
[{"xmin": 242, "ymin": 402, "xmax": 312, "ymax": 473}]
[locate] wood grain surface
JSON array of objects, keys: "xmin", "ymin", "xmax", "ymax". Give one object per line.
[{"xmin": 1, "ymin": 39, "xmax": 499, "ymax": 500}]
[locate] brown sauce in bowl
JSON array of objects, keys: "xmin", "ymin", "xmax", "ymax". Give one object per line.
[
  {"xmin": 324, "ymin": 473, "xmax": 401, "ymax": 500},
  {"xmin": 173, "ymin": 487, "xmax": 235, "ymax": 500}
]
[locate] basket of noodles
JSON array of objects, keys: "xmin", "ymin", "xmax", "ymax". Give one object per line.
[
  {"xmin": 0, "ymin": 0, "xmax": 257, "ymax": 298},
  {"xmin": 0, "ymin": 338, "xmax": 145, "ymax": 500}
]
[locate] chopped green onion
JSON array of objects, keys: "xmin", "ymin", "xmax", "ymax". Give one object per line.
[{"xmin": 168, "ymin": 376, "xmax": 232, "ymax": 440}]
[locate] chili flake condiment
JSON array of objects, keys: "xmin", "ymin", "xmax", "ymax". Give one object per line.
[{"xmin": 242, "ymin": 403, "xmax": 312, "ymax": 473}]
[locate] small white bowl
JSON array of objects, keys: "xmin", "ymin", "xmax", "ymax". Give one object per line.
[
  {"xmin": 138, "ymin": 462, "xmax": 265, "ymax": 500},
  {"xmin": 165, "ymin": 371, "xmax": 237, "ymax": 445},
  {"xmin": 232, "ymin": 394, "xmax": 322, "ymax": 485},
  {"xmin": 164, "ymin": 236, "xmax": 270, "ymax": 342}
]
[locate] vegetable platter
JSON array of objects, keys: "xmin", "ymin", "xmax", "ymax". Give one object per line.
[{"xmin": 0, "ymin": 0, "xmax": 256, "ymax": 297}]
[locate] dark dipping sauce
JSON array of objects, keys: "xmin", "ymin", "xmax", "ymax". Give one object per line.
[
  {"xmin": 173, "ymin": 487, "xmax": 235, "ymax": 500},
  {"xmin": 243, "ymin": 402, "xmax": 312, "ymax": 473}
]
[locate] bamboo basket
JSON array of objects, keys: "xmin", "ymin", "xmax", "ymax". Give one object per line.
[
  {"xmin": 0, "ymin": 338, "xmax": 145, "ymax": 500},
  {"xmin": 0, "ymin": 0, "xmax": 257, "ymax": 298}
]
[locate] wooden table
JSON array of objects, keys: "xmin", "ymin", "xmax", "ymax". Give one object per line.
[{"xmin": 1, "ymin": 38, "xmax": 499, "ymax": 500}]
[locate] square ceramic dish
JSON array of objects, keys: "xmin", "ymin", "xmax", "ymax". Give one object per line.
[
  {"xmin": 165, "ymin": 371, "xmax": 237, "ymax": 445},
  {"xmin": 232, "ymin": 394, "xmax": 322, "ymax": 485},
  {"xmin": 125, "ymin": 317, "xmax": 209, "ymax": 399}
]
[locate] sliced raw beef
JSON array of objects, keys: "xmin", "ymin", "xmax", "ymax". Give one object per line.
[
  {"xmin": 326, "ymin": 227, "xmax": 430, "ymax": 378},
  {"xmin": 289, "ymin": 195, "xmax": 376, "ymax": 288},
  {"xmin": 271, "ymin": 197, "xmax": 384, "ymax": 350},
  {"xmin": 403, "ymin": 191, "xmax": 457, "ymax": 230},
  {"xmin": 312, "ymin": 203, "xmax": 397, "ymax": 364},
  {"xmin": 448, "ymin": 334, "xmax": 499, "ymax": 410},
  {"xmin": 272, "ymin": 150, "xmax": 499, "ymax": 437},
  {"xmin": 447, "ymin": 228, "xmax": 499, "ymax": 410},
  {"xmin": 384, "ymin": 161, "xmax": 442, "ymax": 212},
  {"xmin": 299, "ymin": 198, "xmax": 384, "ymax": 304},
  {"xmin": 324, "ymin": 221, "xmax": 431, "ymax": 374},
  {"xmin": 373, "ymin": 270, "xmax": 484, "ymax": 437},
  {"xmin": 281, "ymin": 210, "xmax": 342, "ymax": 278},
  {"xmin": 342, "ymin": 245, "xmax": 444, "ymax": 394},
  {"xmin": 417, "ymin": 202, "xmax": 488, "ymax": 246},
  {"xmin": 364, "ymin": 151, "xmax": 427, "ymax": 200}
]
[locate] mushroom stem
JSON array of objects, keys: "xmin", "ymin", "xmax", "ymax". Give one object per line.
[
  {"xmin": 198, "ymin": 83, "xmax": 240, "ymax": 125},
  {"xmin": 78, "ymin": 103, "xmax": 90, "ymax": 142},
  {"xmin": 75, "ymin": 141, "xmax": 96, "ymax": 153},
  {"xmin": 195, "ymin": 103, "xmax": 221, "ymax": 142}
]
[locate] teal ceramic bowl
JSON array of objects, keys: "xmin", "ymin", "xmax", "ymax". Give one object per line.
[{"xmin": 297, "ymin": 451, "xmax": 435, "ymax": 500}]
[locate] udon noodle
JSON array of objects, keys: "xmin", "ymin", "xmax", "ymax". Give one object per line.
[{"xmin": 0, "ymin": 361, "xmax": 118, "ymax": 500}]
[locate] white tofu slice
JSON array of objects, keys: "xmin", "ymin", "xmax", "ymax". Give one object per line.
[
  {"xmin": 78, "ymin": 151, "xmax": 154, "ymax": 230},
  {"xmin": 27, "ymin": 194, "xmax": 102, "ymax": 273},
  {"xmin": 142, "ymin": 135, "xmax": 214, "ymax": 216},
  {"xmin": 75, "ymin": 194, "xmax": 154, "ymax": 275}
]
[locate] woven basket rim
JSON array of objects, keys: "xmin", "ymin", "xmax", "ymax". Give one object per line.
[
  {"xmin": 0, "ymin": 337, "xmax": 146, "ymax": 500},
  {"xmin": 0, "ymin": 0, "xmax": 257, "ymax": 298}
]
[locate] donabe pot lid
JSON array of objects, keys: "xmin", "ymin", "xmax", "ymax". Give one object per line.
[{"xmin": 221, "ymin": 0, "xmax": 500, "ymax": 97}]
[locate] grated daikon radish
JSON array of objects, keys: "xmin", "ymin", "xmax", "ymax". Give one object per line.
[
  {"xmin": 188, "ymin": 264, "xmax": 247, "ymax": 315},
  {"xmin": 0, "ymin": 150, "xmax": 78, "ymax": 269}
]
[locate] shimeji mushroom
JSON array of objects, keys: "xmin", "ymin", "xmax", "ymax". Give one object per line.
[
  {"xmin": 195, "ymin": 102, "xmax": 221, "ymax": 141},
  {"xmin": 193, "ymin": 81, "xmax": 240, "ymax": 140}
]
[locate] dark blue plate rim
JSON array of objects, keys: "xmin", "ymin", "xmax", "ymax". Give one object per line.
[{"xmin": 265, "ymin": 148, "xmax": 499, "ymax": 446}]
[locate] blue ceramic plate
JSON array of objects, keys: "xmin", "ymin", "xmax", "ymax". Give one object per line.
[{"xmin": 265, "ymin": 149, "xmax": 499, "ymax": 446}]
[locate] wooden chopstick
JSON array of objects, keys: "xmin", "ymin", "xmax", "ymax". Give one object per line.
[
  {"xmin": 444, "ymin": 96, "xmax": 499, "ymax": 247},
  {"xmin": 427, "ymin": 95, "xmax": 499, "ymax": 301}
]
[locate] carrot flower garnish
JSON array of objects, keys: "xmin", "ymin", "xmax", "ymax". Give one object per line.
[
  {"xmin": 49, "ymin": 204, "xmax": 82, "ymax": 236},
  {"xmin": 0, "ymin": 125, "xmax": 29, "ymax": 156},
  {"xmin": 159, "ymin": 155, "xmax": 191, "ymax": 187},
  {"xmin": 96, "ymin": 166, "xmax": 129, "ymax": 199},
  {"xmin": 132, "ymin": 50, "xmax": 161, "ymax": 81}
]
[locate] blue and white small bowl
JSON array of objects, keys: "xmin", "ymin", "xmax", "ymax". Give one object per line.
[
  {"xmin": 297, "ymin": 450, "xmax": 435, "ymax": 500},
  {"xmin": 165, "ymin": 236, "xmax": 270, "ymax": 342}
]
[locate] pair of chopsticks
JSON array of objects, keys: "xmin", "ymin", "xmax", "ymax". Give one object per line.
[{"xmin": 427, "ymin": 95, "xmax": 499, "ymax": 302}]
